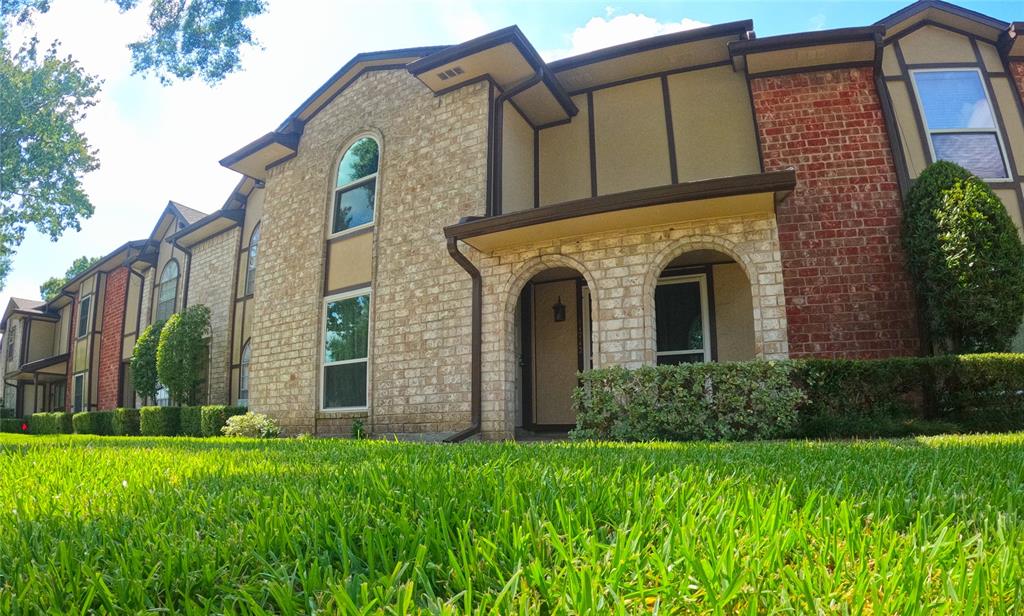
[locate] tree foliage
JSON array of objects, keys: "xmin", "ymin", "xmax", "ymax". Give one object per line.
[
  {"xmin": 0, "ymin": 35, "xmax": 99, "ymax": 289},
  {"xmin": 131, "ymin": 320, "xmax": 164, "ymax": 406},
  {"xmin": 39, "ymin": 255, "xmax": 99, "ymax": 301},
  {"xmin": 156, "ymin": 304, "xmax": 210, "ymax": 406},
  {"xmin": 2, "ymin": 0, "xmax": 268, "ymax": 85},
  {"xmin": 903, "ymin": 161, "xmax": 1024, "ymax": 353}
]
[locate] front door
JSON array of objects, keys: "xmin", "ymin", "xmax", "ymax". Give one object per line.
[{"xmin": 520, "ymin": 277, "xmax": 591, "ymax": 429}]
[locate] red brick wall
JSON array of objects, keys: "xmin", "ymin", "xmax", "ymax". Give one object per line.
[
  {"xmin": 750, "ymin": 67, "xmax": 919, "ymax": 358},
  {"xmin": 97, "ymin": 267, "xmax": 129, "ymax": 409},
  {"xmin": 1011, "ymin": 61, "xmax": 1024, "ymax": 106}
]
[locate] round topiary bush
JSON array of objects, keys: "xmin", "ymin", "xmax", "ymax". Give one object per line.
[{"xmin": 903, "ymin": 161, "xmax": 1024, "ymax": 353}]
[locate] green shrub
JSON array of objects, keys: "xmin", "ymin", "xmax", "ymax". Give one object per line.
[
  {"xmin": 574, "ymin": 355, "xmax": 1024, "ymax": 441},
  {"xmin": 0, "ymin": 407, "xmax": 14, "ymax": 419},
  {"xmin": 0, "ymin": 418, "xmax": 28, "ymax": 433},
  {"xmin": 222, "ymin": 412, "xmax": 280, "ymax": 438},
  {"xmin": 72, "ymin": 411, "xmax": 113, "ymax": 435},
  {"xmin": 179, "ymin": 406, "xmax": 203, "ymax": 437},
  {"xmin": 139, "ymin": 406, "xmax": 180, "ymax": 436},
  {"xmin": 28, "ymin": 412, "xmax": 73, "ymax": 435},
  {"xmin": 903, "ymin": 161, "xmax": 1024, "ymax": 353},
  {"xmin": 573, "ymin": 362, "xmax": 804, "ymax": 442},
  {"xmin": 131, "ymin": 321, "xmax": 164, "ymax": 406},
  {"xmin": 156, "ymin": 306, "xmax": 210, "ymax": 406},
  {"xmin": 200, "ymin": 405, "xmax": 247, "ymax": 437},
  {"xmin": 112, "ymin": 408, "xmax": 141, "ymax": 436}
]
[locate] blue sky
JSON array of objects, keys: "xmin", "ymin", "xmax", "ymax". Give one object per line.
[{"xmin": 3, "ymin": 0, "xmax": 1020, "ymax": 309}]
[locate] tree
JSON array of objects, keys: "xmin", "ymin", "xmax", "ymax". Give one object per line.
[
  {"xmin": 903, "ymin": 161, "xmax": 1024, "ymax": 353},
  {"xmin": 131, "ymin": 320, "xmax": 164, "ymax": 406},
  {"xmin": 0, "ymin": 35, "xmax": 100, "ymax": 290},
  {"xmin": 2, "ymin": 0, "xmax": 267, "ymax": 85},
  {"xmin": 156, "ymin": 304, "xmax": 210, "ymax": 406},
  {"xmin": 39, "ymin": 255, "xmax": 99, "ymax": 301}
]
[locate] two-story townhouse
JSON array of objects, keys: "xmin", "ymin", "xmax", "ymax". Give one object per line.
[{"xmin": 2, "ymin": 0, "xmax": 1022, "ymax": 440}]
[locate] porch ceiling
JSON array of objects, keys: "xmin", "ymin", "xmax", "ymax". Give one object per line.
[{"xmin": 445, "ymin": 170, "xmax": 796, "ymax": 252}]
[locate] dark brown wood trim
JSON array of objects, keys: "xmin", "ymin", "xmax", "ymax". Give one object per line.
[
  {"xmin": 533, "ymin": 127, "xmax": 540, "ymax": 208},
  {"xmin": 305, "ymin": 64, "xmax": 410, "ymax": 126},
  {"xmin": 747, "ymin": 60, "xmax": 875, "ymax": 79},
  {"xmin": 220, "ymin": 131, "xmax": 300, "ymax": 168},
  {"xmin": 550, "ymin": 20, "xmax": 752, "ymax": 73},
  {"xmin": 535, "ymin": 117, "xmax": 573, "ymax": 131},
  {"xmin": 894, "ymin": 40, "xmax": 933, "ymax": 166},
  {"xmin": 265, "ymin": 152, "xmax": 296, "ymax": 172},
  {"xmin": 883, "ymin": 17, "xmax": 1004, "ymax": 46},
  {"xmin": 433, "ymin": 73, "xmax": 492, "ymax": 98},
  {"xmin": 326, "ymin": 224, "xmax": 375, "ymax": 244},
  {"xmin": 587, "ymin": 91, "xmax": 597, "ymax": 197},
  {"xmin": 116, "ymin": 267, "xmax": 129, "ymax": 408},
  {"xmin": 904, "ymin": 61, "xmax": 985, "ymax": 70},
  {"xmin": 565, "ymin": 59, "xmax": 733, "ymax": 97},
  {"xmin": 485, "ymin": 80, "xmax": 495, "ymax": 217},
  {"xmin": 972, "ymin": 37, "xmax": 1024, "ymax": 220},
  {"xmin": 20, "ymin": 317, "xmax": 30, "ymax": 368},
  {"xmin": 875, "ymin": 64, "xmax": 913, "ymax": 196},
  {"xmin": 660, "ymin": 75, "xmax": 679, "ymax": 185},
  {"xmin": 745, "ymin": 70, "xmax": 766, "ymax": 174},
  {"xmin": 324, "ymin": 281, "xmax": 373, "ymax": 298},
  {"xmin": 705, "ymin": 265, "xmax": 718, "ymax": 362},
  {"xmin": 731, "ymin": 26, "xmax": 882, "ymax": 57},
  {"xmin": 446, "ymin": 170, "xmax": 797, "ymax": 241},
  {"xmin": 878, "ymin": 1, "xmax": 1007, "ymax": 35}
]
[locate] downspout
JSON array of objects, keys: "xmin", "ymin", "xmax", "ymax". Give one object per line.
[
  {"xmin": 488, "ymin": 69, "xmax": 545, "ymax": 216},
  {"xmin": 171, "ymin": 239, "xmax": 193, "ymax": 310},
  {"xmin": 444, "ymin": 236, "xmax": 481, "ymax": 443}
]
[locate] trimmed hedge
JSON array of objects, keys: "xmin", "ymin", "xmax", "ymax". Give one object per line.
[
  {"xmin": 140, "ymin": 406, "xmax": 181, "ymax": 437},
  {"xmin": 179, "ymin": 407, "xmax": 203, "ymax": 437},
  {"xmin": 112, "ymin": 408, "xmax": 141, "ymax": 436},
  {"xmin": 27, "ymin": 412, "xmax": 73, "ymax": 435},
  {"xmin": 574, "ymin": 354, "xmax": 1024, "ymax": 441},
  {"xmin": 72, "ymin": 411, "xmax": 114, "ymax": 435},
  {"xmin": 200, "ymin": 405, "xmax": 247, "ymax": 437},
  {"xmin": 0, "ymin": 407, "xmax": 15, "ymax": 419},
  {"xmin": 0, "ymin": 418, "xmax": 28, "ymax": 433}
]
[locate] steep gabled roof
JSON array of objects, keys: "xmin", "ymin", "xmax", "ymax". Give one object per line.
[{"xmin": 877, "ymin": 0, "xmax": 1008, "ymax": 41}]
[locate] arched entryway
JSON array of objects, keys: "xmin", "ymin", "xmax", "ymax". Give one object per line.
[
  {"xmin": 653, "ymin": 249, "xmax": 755, "ymax": 364},
  {"xmin": 513, "ymin": 266, "xmax": 595, "ymax": 432}
]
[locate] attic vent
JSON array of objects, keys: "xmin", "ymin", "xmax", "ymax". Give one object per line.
[{"xmin": 437, "ymin": 66, "xmax": 464, "ymax": 81}]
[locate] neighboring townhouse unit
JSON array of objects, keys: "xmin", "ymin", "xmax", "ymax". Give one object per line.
[{"xmin": 2, "ymin": 1, "xmax": 1023, "ymax": 440}]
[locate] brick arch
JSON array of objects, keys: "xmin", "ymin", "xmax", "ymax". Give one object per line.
[{"xmin": 641, "ymin": 235, "xmax": 771, "ymax": 362}]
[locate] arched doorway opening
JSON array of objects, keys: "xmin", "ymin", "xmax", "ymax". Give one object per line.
[
  {"xmin": 655, "ymin": 249, "xmax": 755, "ymax": 364},
  {"xmin": 513, "ymin": 266, "xmax": 594, "ymax": 432}
]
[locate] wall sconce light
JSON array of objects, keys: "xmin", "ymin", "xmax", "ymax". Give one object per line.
[{"xmin": 553, "ymin": 296, "xmax": 566, "ymax": 322}]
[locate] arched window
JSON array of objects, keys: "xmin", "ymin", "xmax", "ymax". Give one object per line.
[
  {"xmin": 245, "ymin": 224, "xmax": 260, "ymax": 296},
  {"xmin": 156, "ymin": 260, "xmax": 179, "ymax": 323},
  {"xmin": 331, "ymin": 137, "xmax": 379, "ymax": 235},
  {"xmin": 239, "ymin": 340, "xmax": 251, "ymax": 406}
]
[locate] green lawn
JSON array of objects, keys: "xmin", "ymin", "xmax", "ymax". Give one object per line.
[{"xmin": 0, "ymin": 434, "xmax": 1023, "ymax": 613}]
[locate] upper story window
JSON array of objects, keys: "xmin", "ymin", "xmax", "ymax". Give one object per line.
[
  {"xmin": 156, "ymin": 260, "xmax": 179, "ymax": 323},
  {"xmin": 6, "ymin": 325, "xmax": 15, "ymax": 365},
  {"xmin": 911, "ymin": 69, "xmax": 1010, "ymax": 180},
  {"xmin": 77, "ymin": 296, "xmax": 92, "ymax": 338},
  {"xmin": 239, "ymin": 340, "xmax": 251, "ymax": 406},
  {"xmin": 331, "ymin": 137, "xmax": 379, "ymax": 236},
  {"xmin": 245, "ymin": 224, "xmax": 260, "ymax": 296}
]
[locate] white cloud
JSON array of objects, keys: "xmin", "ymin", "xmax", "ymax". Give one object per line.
[
  {"xmin": 543, "ymin": 13, "xmax": 710, "ymax": 61},
  {"xmin": 808, "ymin": 14, "xmax": 827, "ymax": 31}
]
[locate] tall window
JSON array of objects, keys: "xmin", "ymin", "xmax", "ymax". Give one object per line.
[
  {"xmin": 156, "ymin": 260, "xmax": 179, "ymax": 322},
  {"xmin": 6, "ymin": 325, "xmax": 15, "ymax": 366},
  {"xmin": 322, "ymin": 291, "xmax": 370, "ymax": 410},
  {"xmin": 239, "ymin": 340, "xmax": 251, "ymax": 406},
  {"xmin": 331, "ymin": 137, "xmax": 379, "ymax": 235},
  {"xmin": 655, "ymin": 274, "xmax": 711, "ymax": 365},
  {"xmin": 77, "ymin": 296, "xmax": 92, "ymax": 338},
  {"xmin": 911, "ymin": 69, "xmax": 1010, "ymax": 180},
  {"xmin": 155, "ymin": 384, "xmax": 170, "ymax": 407},
  {"xmin": 73, "ymin": 373, "xmax": 85, "ymax": 412},
  {"xmin": 245, "ymin": 224, "xmax": 260, "ymax": 296}
]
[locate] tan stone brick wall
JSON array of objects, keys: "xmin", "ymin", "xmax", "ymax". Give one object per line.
[
  {"xmin": 250, "ymin": 70, "xmax": 489, "ymax": 435},
  {"xmin": 187, "ymin": 227, "xmax": 240, "ymax": 405},
  {"xmin": 471, "ymin": 213, "xmax": 789, "ymax": 439}
]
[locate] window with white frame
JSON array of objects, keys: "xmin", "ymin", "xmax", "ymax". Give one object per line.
[
  {"xmin": 331, "ymin": 137, "xmax": 379, "ymax": 236},
  {"xmin": 77, "ymin": 296, "xmax": 92, "ymax": 338},
  {"xmin": 322, "ymin": 290, "xmax": 370, "ymax": 410},
  {"xmin": 6, "ymin": 325, "xmax": 15, "ymax": 366},
  {"xmin": 73, "ymin": 373, "xmax": 85, "ymax": 412},
  {"xmin": 911, "ymin": 69, "xmax": 1010, "ymax": 180},
  {"xmin": 156, "ymin": 260, "xmax": 179, "ymax": 323},
  {"xmin": 239, "ymin": 340, "xmax": 251, "ymax": 407},
  {"xmin": 655, "ymin": 274, "xmax": 711, "ymax": 365},
  {"xmin": 244, "ymin": 224, "xmax": 260, "ymax": 296},
  {"xmin": 155, "ymin": 383, "xmax": 170, "ymax": 407}
]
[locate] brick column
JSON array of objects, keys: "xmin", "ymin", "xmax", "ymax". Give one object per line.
[
  {"xmin": 750, "ymin": 67, "xmax": 919, "ymax": 358},
  {"xmin": 97, "ymin": 267, "xmax": 129, "ymax": 409}
]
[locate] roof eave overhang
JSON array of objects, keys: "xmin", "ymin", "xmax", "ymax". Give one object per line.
[
  {"xmin": 19, "ymin": 353, "xmax": 69, "ymax": 375},
  {"xmin": 729, "ymin": 26, "xmax": 883, "ymax": 74},
  {"xmin": 218, "ymin": 131, "xmax": 301, "ymax": 180},
  {"xmin": 60, "ymin": 240, "xmax": 149, "ymax": 295},
  {"xmin": 877, "ymin": 0, "xmax": 1008, "ymax": 43},
  {"xmin": 167, "ymin": 209, "xmax": 245, "ymax": 249},
  {"xmin": 446, "ymin": 170, "xmax": 797, "ymax": 252},
  {"xmin": 999, "ymin": 22, "xmax": 1024, "ymax": 59}
]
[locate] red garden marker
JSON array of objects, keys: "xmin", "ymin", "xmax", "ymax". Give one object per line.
[{"xmin": 20, "ymin": 423, "xmax": 27, "ymax": 432}]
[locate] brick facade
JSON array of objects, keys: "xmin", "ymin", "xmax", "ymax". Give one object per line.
[
  {"xmin": 1010, "ymin": 61, "xmax": 1024, "ymax": 104},
  {"xmin": 750, "ymin": 67, "xmax": 920, "ymax": 358},
  {"xmin": 186, "ymin": 227, "xmax": 240, "ymax": 405},
  {"xmin": 97, "ymin": 267, "xmax": 129, "ymax": 409},
  {"xmin": 473, "ymin": 213, "xmax": 789, "ymax": 439},
  {"xmin": 250, "ymin": 70, "xmax": 489, "ymax": 435}
]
